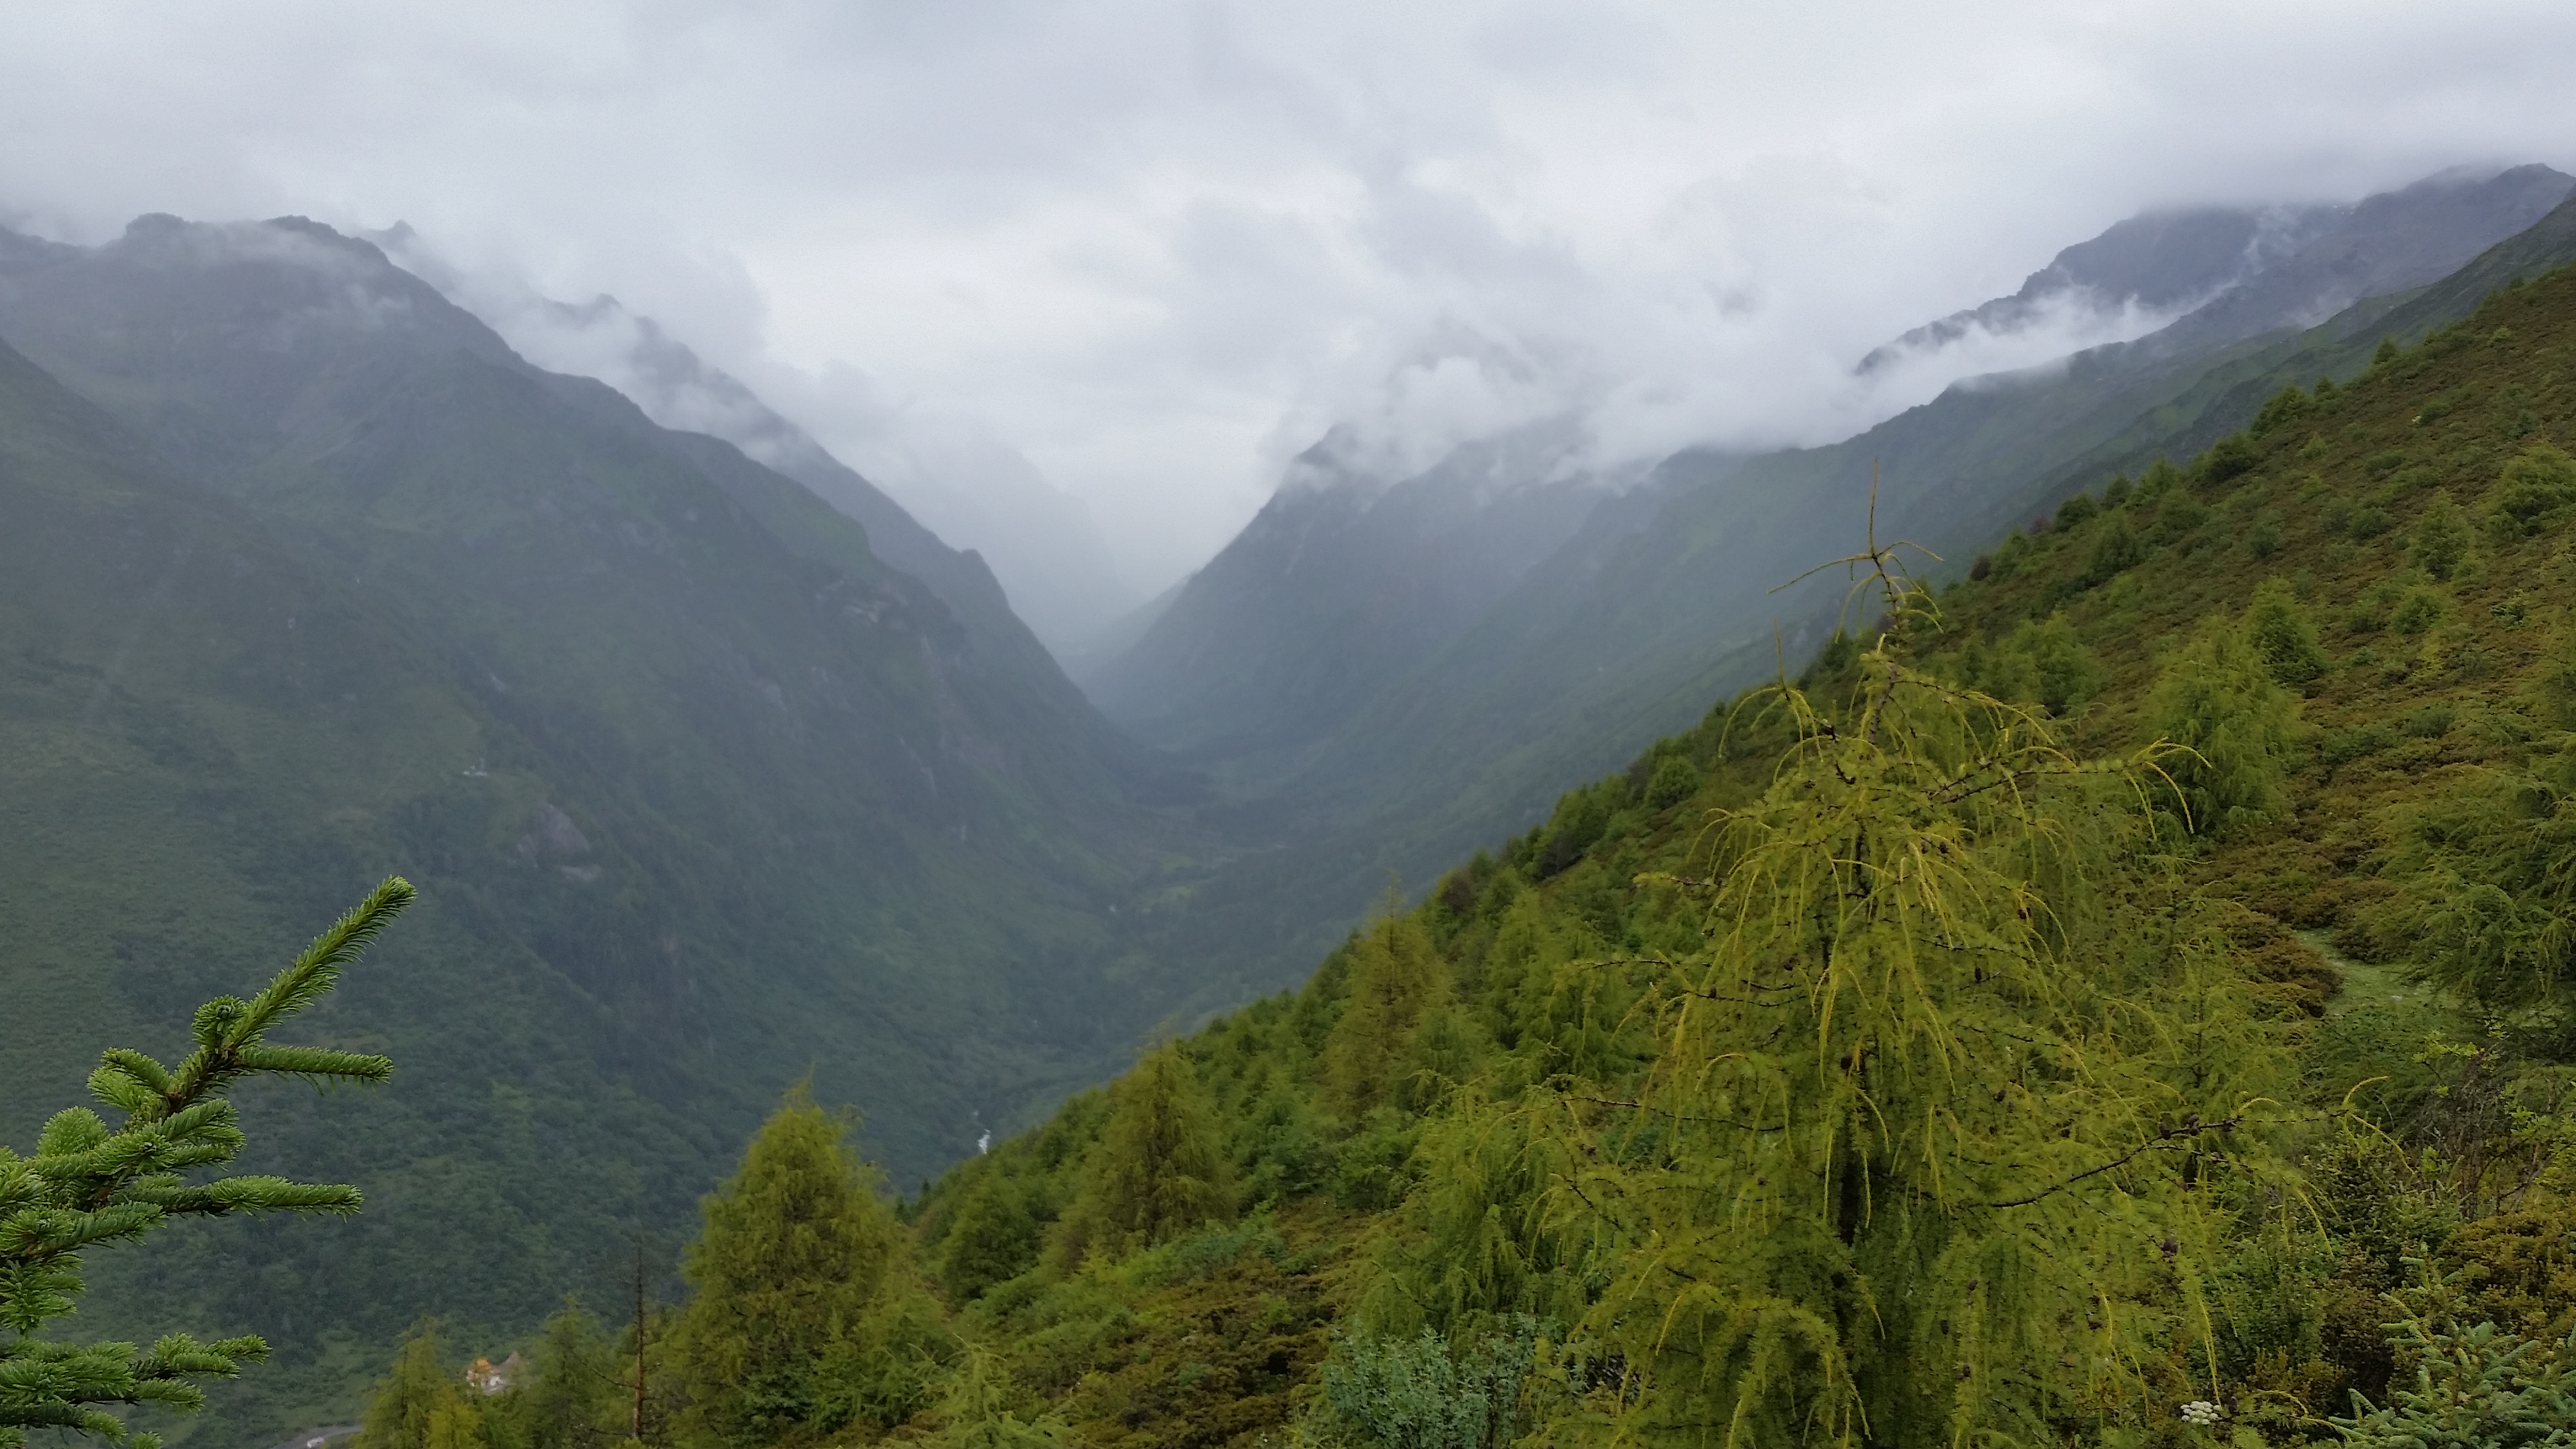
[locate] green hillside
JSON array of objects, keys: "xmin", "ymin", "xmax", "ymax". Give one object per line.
[
  {"xmin": 0, "ymin": 219, "xmax": 1217, "ymax": 1447},
  {"xmin": 369, "ymin": 246, "xmax": 2576, "ymax": 1449}
]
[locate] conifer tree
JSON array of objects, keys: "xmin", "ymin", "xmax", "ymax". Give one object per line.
[
  {"xmin": 360, "ymin": 1325, "xmax": 479, "ymax": 1449},
  {"xmin": 2243, "ymin": 578, "xmax": 2330, "ymax": 684},
  {"xmin": 1083, "ymin": 1043, "xmax": 1230, "ymax": 1251},
  {"xmin": 1322, "ymin": 914, "xmax": 1450, "ymax": 1116},
  {"xmin": 936, "ymin": 1174, "xmax": 1042, "ymax": 1303},
  {"xmin": 925, "ymin": 1346, "xmax": 1065, "ymax": 1449},
  {"xmin": 2144, "ymin": 615, "xmax": 2298, "ymax": 836},
  {"xmin": 1537, "ymin": 558, "xmax": 2292, "ymax": 1447},
  {"xmin": 488, "ymin": 1303, "xmax": 621, "ymax": 1449},
  {"xmin": 0, "ymin": 879, "xmax": 412, "ymax": 1449},
  {"xmin": 2332, "ymin": 1263, "xmax": 2576, "ymax": 1447},
  {"xmin": 673, "ymin": 1089, "xmax": 944, "ymax": 1448}
]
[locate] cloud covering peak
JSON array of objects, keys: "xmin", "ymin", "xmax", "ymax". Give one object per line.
[{"xmin": 4, "ymin": 1, "xmax": 2574, "ymax": 592}]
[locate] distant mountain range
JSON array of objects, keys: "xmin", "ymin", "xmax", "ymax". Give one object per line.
[{"xmin": 1080, "ymin": 161, "xmax": 2576, "ymax": 1011}]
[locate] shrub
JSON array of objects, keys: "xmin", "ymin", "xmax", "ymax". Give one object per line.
[
  {"xmin": 2251, "ymin": 383, "xmax": 2313, "ymax": 436},
  {"xmin": 2408, "ymin": 491, "xmax": 2472, "ymax": 580},
  {"xmin": 1643, "ymin": 755, "xmax": 1701, "ymax": 810},
  {"xmin": 2201, "ymin": 432, "xmax": 2260, "ymax": 486},
  {"xmin": 2488, "ymin": 442, "xmax": 2576, "ymax": 537},
  {"xmin": 2243, "ymin": 579, "xmax": 2330, "ymax": 684},
  {"xmin": 1305, "ymin": 1318, "xmax": 1543, "ymax": 1449},
  {"xmin": 2390, "ymin": 585, "xmax": 2450, "ymax": 638},
  {"xmin": 2084, "ymin": 514, "xmax": 2147, "ymax": 584},
  {"xmin": 2054, "ymin": 492, "xmax": 2099, "ymax": 530},
  {"xmin": 1974, "ymin": 613, "xmax": 2104, "ymax": 716}
]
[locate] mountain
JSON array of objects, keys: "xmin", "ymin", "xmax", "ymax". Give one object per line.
[
  {"xmin": 1087, "ymin": 163, "xmax": 2576, "ymax": 1011},
  {"xmin": 0, "ymin": 214, "xmax": 1208, "ymax": 1442},
  {"xmin": 1859, "ymin": 198, "xmax": 2346, "ymax": 370},
  {"xmin": 1083, "ymin": 419, "xmax": 1628, "ymax": 777},
  {"xmin": 371, "ymin": 243, "xmax": 1137, "ymax": 659}
]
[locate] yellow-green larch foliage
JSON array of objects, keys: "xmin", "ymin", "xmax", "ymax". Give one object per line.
[
  {"xmin": 1083, "ymin": 1042, "xmax": 1231, "ymax": 1252},
  {"xmin": 1322, "ymin": 913, "xmax": 1451, "ymax": 1116},
  {"xmin": 1538, "ymin": 574, "xmax": 2297, "ymax": 1449},
  {"xmin": 925, "ymin": 1345, "xmax": 1067, "ymax": 1449},
  {"xmin": 359, "ymin": 1325, "xmax": 476, "ymax": 1449},
  {"xmin": 674, "ymin": 1088, "xmax": 946, "ymax": 1449},
  {"xmin": 2145, "ymin": 612, "xmax": 2299, "ymax": 837}
]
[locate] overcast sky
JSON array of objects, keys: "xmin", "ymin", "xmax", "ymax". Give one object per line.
[{"xmin": 5, "ymin": 1, "xmax": 2575, "ymax": 594}]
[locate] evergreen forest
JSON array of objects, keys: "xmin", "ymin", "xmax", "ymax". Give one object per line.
[{"xmin": 90, "ymin": 249, "xmax": 2576, "ymax": 1448}]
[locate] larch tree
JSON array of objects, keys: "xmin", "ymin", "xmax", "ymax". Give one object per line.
[
  {"xmin": 2144, "ymin": 613, "xmax": 2298, "ymax": 837},
  {"xmin": 359, "ymin": 1326, "xmax": 474, "ymax": 1449},
  {"xmin": 673, "ymin": 1089, "xmax": 945, "ymax": 1449},
  {"xmin": 0, "ymin": 879, "xmax": 412, "ymax": 1449},
  {"xmin": 1322, "ymin": 914, "xmax": 1451, "ymax": 1118},
  {"xmin": 1538, "ymin": 559, "xmax": 2297, "ymax": 1448},
  {"xmin": 1082, "ymin": 1043, "xmax": 1230, "ymax": 1253}
]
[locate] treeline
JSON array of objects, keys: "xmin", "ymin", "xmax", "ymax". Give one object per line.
[{"xmin": 349, "ymin": 275, "xmax": 2576, "ymax": 1448}]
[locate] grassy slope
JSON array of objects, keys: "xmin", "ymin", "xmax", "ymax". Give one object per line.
[{"xmin": 886, "ymin": 259, "xmax": 2576, "ymax": 1449}]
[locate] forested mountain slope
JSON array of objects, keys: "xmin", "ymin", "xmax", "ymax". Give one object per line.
[
  {"xmin": 0, "ymin": 216, "xmax": 1213, "ymax": 1445},
  {"xmin": 1090, "ymin": 166, "xmax": 2576, "ymax": 1033},
  {"xmin": 397, "ymin": 248, "xmax": 2576, "ymax": 1449}
]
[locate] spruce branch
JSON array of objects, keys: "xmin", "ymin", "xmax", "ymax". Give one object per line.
[{"xmin": 1, "ymin": 878, "xmax": 408, "ymax": 1446}]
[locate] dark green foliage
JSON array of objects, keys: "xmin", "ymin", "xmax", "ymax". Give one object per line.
[
  {"xmin": 2490, "ymin": 442, "xmax": 2576, "ymax": 536},
  {"xmin": 2392, "ymin": 583, "xmax": 2452, "ymax": 637},
  {"xmin": 2201, "ymin": 431, "xmax": 2260, "ymax": 485},
  {"xmin": 937, "ymin": 1176, "xmax": 1045, "ymax": 1304},
  {"xmin": 2245, "ymin": 578, "xmax": 2330, "ymax": 683},
  {"xmin": 2251, "ymin": 382, "xmax": 2315, "ymax": 436},
  {"xmin": 1642, "ymin": 756, "xmax": 1701, "ymax": 810},
  {"xmin": 2084, "ymin": 512, "xmax": 2148, "ymax": 582},
  {"xmin": 2331, "ymin": 1265, "xmax": 2576, "ymax": 1447},
  {"xmin": 2053, "ymin": 491, "xmax": 2099, "ymax": 530},
  {"xmin": 2247, "ymin": 515, "xmax": 2283, "ymax": 558},
  {"xmin": 2391, "ymin": 752, "xmax": 2576, "ymax": 1014},
  {"xmin": 1304, "ymin": 1318, "xmax": 1541, "ymax": 1449},
  {"xmin": 1961, "ymin": 613, "xmax": 2103, "ymax": 715},
  {"xmin": 1, "ymin": 880, "xmax": 411, "ymax": 1449},
  {"xmin": 2412, "ymin": 489, "xmax": 2475, "ymax": 579}
]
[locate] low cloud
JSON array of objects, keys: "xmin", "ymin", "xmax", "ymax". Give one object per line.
[{"xmin": 3, "ymin": 1, "xmax": 2573, "ymax": 594}]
